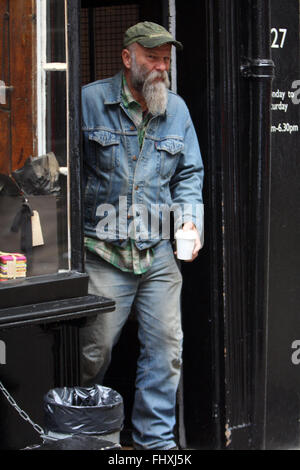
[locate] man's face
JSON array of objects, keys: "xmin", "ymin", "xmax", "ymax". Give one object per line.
[
  {"xmin": 125, "ymin": 43, "xmax": 171, "ymax": 114},
  {"xmin": 131, "ymin": 43, "xmax": 172, "ymax": 85}
]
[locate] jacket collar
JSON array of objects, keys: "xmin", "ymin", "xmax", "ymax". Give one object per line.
[{"xmin": 104, "ymin": 71, "xmax": 123, "ymax": 105}]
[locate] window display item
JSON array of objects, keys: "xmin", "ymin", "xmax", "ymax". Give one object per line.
[
  {"xmin": 0, "ymin": 195, "xmax": 59, "ymax": 277},
  {"xmin": 0, "ymin": 251, "xmax": 27, "ymax": 281},
  {"xmin": 12, "ymin": 152, "xmax": 61, "ymax": 196},
  {"xmin": 10, "ymin": 198, "xmax": 34, "ymax": 261}
]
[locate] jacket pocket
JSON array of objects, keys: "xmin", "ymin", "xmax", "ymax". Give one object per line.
[
  {"xmin": 89, "ymin": 130, "xmax": 120, "ymax": 170},
  {"xmin": 156, "ymin": 138, "xmax": 184, "ymax": 177}
]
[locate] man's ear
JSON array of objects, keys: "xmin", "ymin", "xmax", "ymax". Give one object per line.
[{"xmin": 122, "ymin": 49, "xmax": 131, "ymax": 70}]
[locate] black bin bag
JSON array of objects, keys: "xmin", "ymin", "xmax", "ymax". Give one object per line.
[
  {"xmin": 44, "ymin": 385, "xmax": 124, "ymax": 437},
  {"xmin": 23, "ymin": 436, "xmax": 121, "ymax": 451}
]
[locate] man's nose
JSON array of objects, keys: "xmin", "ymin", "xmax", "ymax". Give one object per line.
[{"xmin": 155, "ymin": 59, "xmax": 167, "ymax": 72}]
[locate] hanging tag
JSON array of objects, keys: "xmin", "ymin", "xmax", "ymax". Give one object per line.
[
  {"xmin": 31, "ymin": 210, "xmax": 44, "ymax": 247},
  {"xmin": 6, "ymin": 260, "xmax": 17, "ymax": 278}
]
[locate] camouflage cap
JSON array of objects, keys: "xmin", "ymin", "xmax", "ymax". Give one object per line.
[{"xmin": 123, "ymin": 21, "xmax": 183, "ymax": 50}]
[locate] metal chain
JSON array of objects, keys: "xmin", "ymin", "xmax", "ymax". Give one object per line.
[{"xmin": 0, "ymin": 380, "xmax": 45, "ymax": 436}]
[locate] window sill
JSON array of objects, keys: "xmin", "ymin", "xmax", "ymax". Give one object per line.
[
  {"xmin": 0, "ymin": 294, "xmax": 115, "ymax": 329},
  {"xmin": 0, "ymin": 271, "xmax": 90, "ymax": 309}
]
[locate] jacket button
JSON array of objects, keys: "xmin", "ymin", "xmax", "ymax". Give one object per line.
[
  {"xmin": 135, "ymin": 185, "xmax": 139, "ymax": 190},
  {"xmin": 132, "ymin": 155, "xmax": 137, "ymax": 161},
  {"xmin": 130, "ymin": 126, "xmax": 135, "ymax": 131}
]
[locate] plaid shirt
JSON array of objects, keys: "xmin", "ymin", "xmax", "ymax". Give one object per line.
[
  {"xmin": 122, "ymin": 74, "xmax": 151, "ymax": 147},
  {"xmin": 84, "ymin": 74, "xmax": 154, "ymax": 274}
]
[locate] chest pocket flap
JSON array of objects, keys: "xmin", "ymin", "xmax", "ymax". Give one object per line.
[
  {"xmin": 156, "ymin": 138, "xmax": 184, "ymax": 155},
  {"xmin": 89, "ymin": 130, "xmax": 120, "ymax": 146},
  {"xmin": 156, "ymin": 139, "xmax": 184, "ymax": 177},
  {"xmin": 89, "ymin": 130, "xmax": 120, "ymax": 170}
]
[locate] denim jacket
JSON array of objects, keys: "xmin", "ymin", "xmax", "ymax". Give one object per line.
[{"xmin": 82, "ymin": 71, "xmax": 204, "ymax": 250}]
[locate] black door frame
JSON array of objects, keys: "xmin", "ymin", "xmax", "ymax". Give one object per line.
[{"xmin": 205, "ymin": 0, "xmax": 274, "ymax": 449}]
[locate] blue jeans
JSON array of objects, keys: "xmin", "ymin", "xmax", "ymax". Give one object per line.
[{"xmin": 80, "ymin": 240, "xmax": 183, "ymax": 450}]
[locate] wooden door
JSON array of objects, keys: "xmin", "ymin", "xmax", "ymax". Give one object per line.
[{"xmin": 0, "ymin": 0, "xmax": 36, "ymax": 175}]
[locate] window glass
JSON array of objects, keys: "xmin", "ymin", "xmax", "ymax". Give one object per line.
[
  {"xmin": 46, "ymin": 0, "xmax": 66, "ymax": 63},
  {"xmin": 46, "ymin": 71, "xmax": 67, "ymax": 166}
]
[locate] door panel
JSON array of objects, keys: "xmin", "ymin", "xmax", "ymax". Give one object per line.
[
  {"xmin": 0, "ymin": 0, "xmax": 10, "ymax": 175},
  {"xmin": 0, "ymin": 112, "xmax": 10, "ymax": 174},
  {"xmin": 0, "ymin": 0, "xmax": 36, "ymax": 175}
]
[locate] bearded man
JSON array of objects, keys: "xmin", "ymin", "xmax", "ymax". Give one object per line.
[{"xmin": 80, "ymin": 22, "xmax": 204, "ymax": 450}]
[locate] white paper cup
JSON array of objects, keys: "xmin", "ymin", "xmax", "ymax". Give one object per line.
[{"xmin": 175, "ymin": 229, "xmax": 197, "ymax": 260}]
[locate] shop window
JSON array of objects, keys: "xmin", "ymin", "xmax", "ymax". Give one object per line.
[{"xmin": 0, "ymin": 0, "xmax": 70, "ymax": 283}]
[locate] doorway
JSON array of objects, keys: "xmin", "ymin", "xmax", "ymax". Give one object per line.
[{"xmin": 79, "ymin": 0, "xmax": 214, "ymax": 449}]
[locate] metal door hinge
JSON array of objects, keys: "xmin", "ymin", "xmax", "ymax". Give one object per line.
[
  {"xmin": 0, "ymin": 84, "xmax": 14, "ymax": 105},
  {"xmin": 240, "ymin": 58, "xmax": 275, "ymax": 79}
]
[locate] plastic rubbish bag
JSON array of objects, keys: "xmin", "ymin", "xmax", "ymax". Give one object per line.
[
  {"xmin": 44, "ymin": 385, "xmax": 124, "ymax": 436},
  {"xmin": 23, "ymin": 435, "xmax": 121, "ymax": 450},
  {"xmin": 12, "ymin": 152, "xmax": 60, "ymax": 196}
]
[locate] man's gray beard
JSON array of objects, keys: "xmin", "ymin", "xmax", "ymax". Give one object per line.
[
  {"xmin": 130, "ymin": 53, "xmax": 170, "ymax": 115},
  {"xmin": 142, "ymin": 71, "xmax": 170, "ymax": 115}
]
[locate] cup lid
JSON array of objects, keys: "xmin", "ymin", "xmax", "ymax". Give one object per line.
[{"xmin": 175, "ymin": 229, "xmax": 197, "ymax": 240}]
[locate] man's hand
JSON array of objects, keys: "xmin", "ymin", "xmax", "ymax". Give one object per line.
[{"xmin": 181, "ymin": 221, "xmax": 201, "ymax": 262}]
